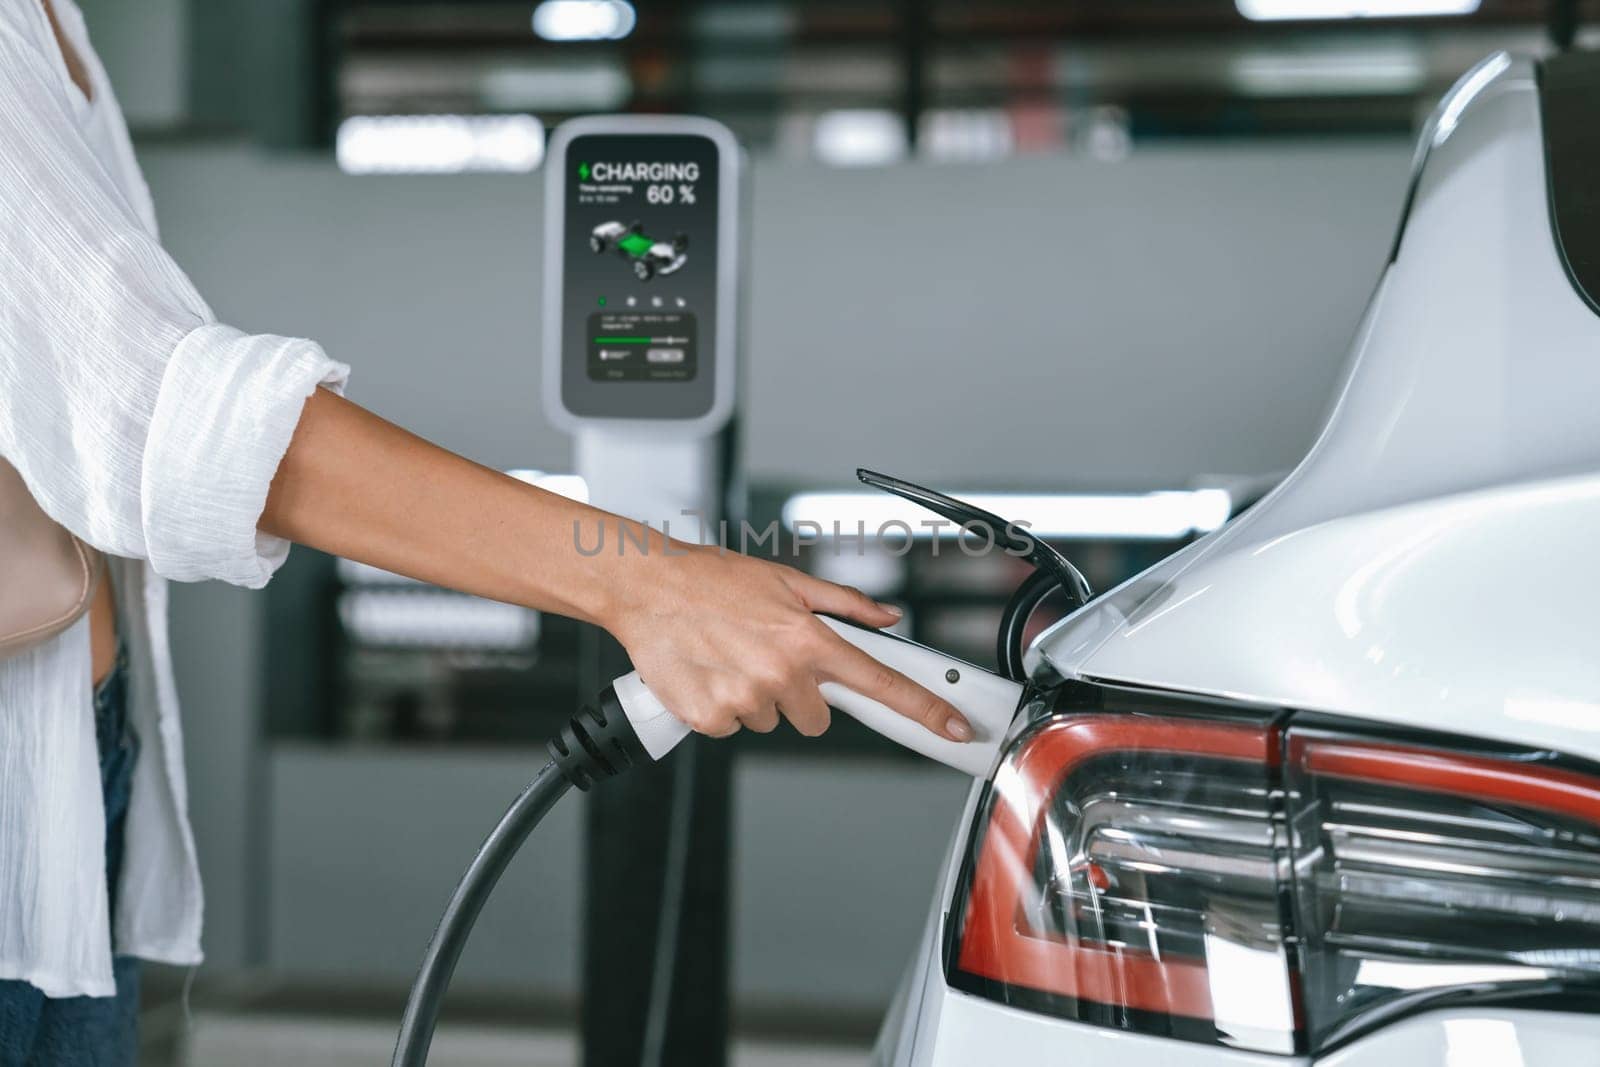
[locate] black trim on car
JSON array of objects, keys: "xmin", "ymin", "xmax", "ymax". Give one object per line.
[
  {"xmin": 1538, "ymin": 51, "xmax": 1600, "ymax": 318},
  {"xmin": 1386, "ymin": 140, "xmax": 1432, "ymax": 265}
]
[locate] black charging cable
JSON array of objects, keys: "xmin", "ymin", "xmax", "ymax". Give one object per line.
[
  {"xmin": 995, "ymin": 567, "xmax": 1064, "ymax": 682},
  {"xmin": 639, "ymin": 734, "xmax": 696, "ymax": 1067},
  {"xmin": 391, "ymin": 688, "xmax": 647, "ymax": 1067}
]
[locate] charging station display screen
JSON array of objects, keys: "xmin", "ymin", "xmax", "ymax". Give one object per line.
[{"xmin": 560, "ymin": 133, "xmax": 720, "ymax": 419}]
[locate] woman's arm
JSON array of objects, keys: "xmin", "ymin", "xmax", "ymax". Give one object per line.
[{"xmin": 261, "ymin": 389, "xmax": 973, "ymax": 742}]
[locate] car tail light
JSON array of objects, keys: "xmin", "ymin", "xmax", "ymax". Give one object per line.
[
  {"xmin": 947, "ymin": 689, "xmax": 1600, "ymax": 1055},
  {"xmin": 1287, "ymin": 725, "xmax": 1600, "ymax": 1050},
  {"xmin": 950, "ymin": 707, "xmax": 1299, "ymax": 1051}
]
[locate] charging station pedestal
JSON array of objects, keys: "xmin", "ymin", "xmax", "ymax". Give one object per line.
[{"xmin": 544, "ymin": 116, "xmax": 742, "ymax": 1067}]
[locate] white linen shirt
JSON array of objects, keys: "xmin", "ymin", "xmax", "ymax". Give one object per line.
[{"xmin": 0, "ymin": 0, "xmax": 349, "ymax": 997}]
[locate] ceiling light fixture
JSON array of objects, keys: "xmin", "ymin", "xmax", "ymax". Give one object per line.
[
  {"xmin": 1237, "ymin": 0, "xmax": 1479, "ymax": 21},
  {"xmin": 532, "ymin": 1, "xmax": 637, "ymax": 41}
]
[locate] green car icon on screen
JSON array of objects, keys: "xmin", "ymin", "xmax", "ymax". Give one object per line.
[{"xmin": 589, "ymin": 220, "xmax": 688, "ymax": 281}]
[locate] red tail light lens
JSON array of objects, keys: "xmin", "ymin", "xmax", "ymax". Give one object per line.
[
  {"xmin": 947, "ymin": 690, "xmax": 1600, "ymax": 1055},
  {"xmin": 950, "ymin": 709, "xmax": 1297, "ymax": 1051}
]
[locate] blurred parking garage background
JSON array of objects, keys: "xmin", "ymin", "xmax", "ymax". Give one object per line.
[{"xmin": 71, "ymin": 0, "xmax": 1598, "ymax": 1062}]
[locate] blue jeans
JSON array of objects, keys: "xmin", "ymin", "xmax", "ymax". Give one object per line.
[{"xmin": 0, "ymin": 649, "xmax": 141, "ymax": 1066}]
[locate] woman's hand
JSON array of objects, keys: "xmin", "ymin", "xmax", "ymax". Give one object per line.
[{"xmin": 601, "ymin": 543, "xmax": 973, "ymax": 742}]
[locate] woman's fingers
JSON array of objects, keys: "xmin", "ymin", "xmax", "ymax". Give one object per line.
[
  {"xmin": 703, "ymin": 716, "xmax": 742, "ymax": 739},
  {"xmin": 739, "ymin": 701, "xmax": 781, "ymax": 734},
  {"xmin": 790, "ymin": 573, "xmax": 901, "ymax": 629},
  {"xmin": 816, "ymin": 630, "xmax": 973, "ymax": 742},
  {"xmin": 777, "ymin": 683, "xmax": 832, "ymax": 738}
]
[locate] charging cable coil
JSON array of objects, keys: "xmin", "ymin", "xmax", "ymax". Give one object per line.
[{"xmin": 391, "ymin": 688, "xmax": 655, "ymax": 1067}]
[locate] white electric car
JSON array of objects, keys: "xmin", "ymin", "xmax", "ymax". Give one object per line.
[{"xmin": 874, "ymin": 51, "xmax": 1600, "ymax": 1065}]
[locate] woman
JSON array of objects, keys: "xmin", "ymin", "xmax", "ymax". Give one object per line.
[{"xmin": 0, "ymin": 1, "xmax": 971, "ymax": 1060}]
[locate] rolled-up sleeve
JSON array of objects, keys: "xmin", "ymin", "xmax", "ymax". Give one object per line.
[
  {"xmin": 0, "ymin": 21, "xmax": 347, "ymax": 587},
  {"xmin": 143, "ymin": 326, "xmax": 346, "ymax": 586}
]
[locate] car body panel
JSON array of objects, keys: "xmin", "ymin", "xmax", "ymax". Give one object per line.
[
  {"xmin": 1314, "ymin": 1008, "xmax": 1600, "ymax": 1067},
  {"xmin": 878, "ymin": 51, "xmax": 1600, "ymax": 1065},
  {"xmin": 894, "ymin": 988, "xmax": 1305, "ymax": 1067},
  {"xmin": 1045, "ymin": 472, "xmax": 1600, "ymax": 762}
]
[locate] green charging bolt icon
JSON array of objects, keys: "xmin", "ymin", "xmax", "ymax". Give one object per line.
[{"xmin": 578, "ymin": 162, "xmax": 591, "ymax": 181}]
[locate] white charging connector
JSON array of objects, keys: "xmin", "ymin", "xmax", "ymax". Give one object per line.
[{"xmin": 612, "ymin": 614, "xmax": 1023, "ymax": 778}]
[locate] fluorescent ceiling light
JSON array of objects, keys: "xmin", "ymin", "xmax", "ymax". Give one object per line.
[
  {"xmin": 813, "ymin": 109, "xmax": 908, "ymax": 167},
  {"xmin": 338, "ymin": 589, "xmax": 540, "ymax": 649},
  {"xmin": 336, "ymin": 558, "xmax": 422, "ymax": 587},
  {"xmin": 1237, "ymin": 0, "xmax": 1479, "ymax": 19},
  {"xmin": 810, "ymin": 545, "xmax": 905, "ymax": 599},
  {"xmin": 781, "ymin": 489, "xmax": 1233, "ymax": 541},
  {"xmin": 506, "ymin": 470, "xmax": 591, "ymax": 503},
  {"xmin": 1231, "ymin": 50, "xmax": 1426, "ymax": 96},
  {"xmin": 533, "ymin": 0, "xmax": 636, "ymax": 41},
  {"xmin": 336, "ymin": 115, "xmax": 544, "ymax": 175},
  {"xmin": 1239, "ymin": 0, "xmax": 1479, "ymax": 19}
]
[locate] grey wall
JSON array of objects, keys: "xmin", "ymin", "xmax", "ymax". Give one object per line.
[
  {"xmin": 166, "ymin": 581, "xmax": 261, "ymax": 970},
  {"xmin": 267, "ymin": 747, "xmax": 587, "ymax": 996},
  {"xmin": 263, "ymin": 748, "xmax": 969, "ymax": 1015},
  {"xmin": 140, "ymin": 138, "xmax": 1411, "ymax": 1012},
  {"xmin": 747, "ymin": 150, "xmax": 1406, "ymax": 486},
  {"xmin": 74, "ymin": 0, "xmax": 187, "ymax": 128},
  {"xmin": 186, "ymin": 0, "xmax": 320, "ymax": 147},
  {"xmin": 731, "ymin": 757, "xmax": 970, "ymax": 1012},
  {"xmin": 77, "ymin": 0, "xmax": 317, "ymax": 143},
  {"xmin": 139, "ymin": 140, "xmax": 1410, "ymax": 487}
]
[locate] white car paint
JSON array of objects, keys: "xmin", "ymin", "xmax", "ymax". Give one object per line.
[
  {"xmin": 1050, "ymin": 472, "xmax": 1600, "ymax": 762},
  {"xmin": 1314, "ymin": 1008, "xmax": 1600, "ymax": 1067},
  {"xmin": 876, "ymin": 52, "xmax": 1600, "ymax": 1065}
]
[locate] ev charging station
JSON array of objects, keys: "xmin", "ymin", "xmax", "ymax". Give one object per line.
[
  {"xmin": 389, "ymin": 118, "xmax": 1019, "ymax": 1066},
  {"xmin": 543, "ymin": 115, "xmax": 743, "ymax": 1067}
]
